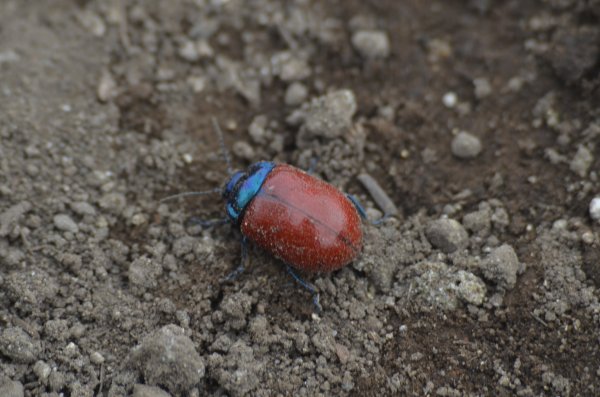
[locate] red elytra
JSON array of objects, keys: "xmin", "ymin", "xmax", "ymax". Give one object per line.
[{"xmin": 239, "ymin": 164, "xmax": 363, "ymax": 272}]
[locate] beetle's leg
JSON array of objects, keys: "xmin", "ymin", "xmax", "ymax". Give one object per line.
[
  {"xmin": 223, "ymin": 236, "xmax": 248, "ymax": 282},
  {"xmin": 186, "ymin": 216, "xmax": 229, "ymax": 228},
  {"xmin": 346, "ymin": 194, "xmax": 368, "ymax": 219},
  {"xmin": 306, "ymin": 157, "xmax": 319, "ymax": 175},
  {"xmin": 285, "ymin": 265, "xmax": 322, "ymax": 313},
  {"xmin": 346, "ymin": 194, "xmax": 389, "ymax": 225}
]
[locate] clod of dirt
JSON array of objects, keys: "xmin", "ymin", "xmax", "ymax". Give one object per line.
[
  {"xmin": 207, "ymin": 340, "xmax": 264, "ymax": 397},
  {"xmin": 132, "ymin": 384, "xmax": 172, "ymax": 397},
  {"xmin": 462, "ymin": 205, "xmax": 492, "ymax": 236},
  {"xmin": 291, "ymin": 89, "xmax": 365, "ymax": 184},
  {"xmin": 292, "ymin": 89, "xmax": 357, "ymax": 140},
  {"xmin": 4, "ymin": 268, "xmax": 59, "ymax": 308},
  {"xmin": 395, "ymin": 262, "xmax": 487, "ymax": 311},
  {"xmin": 215, "ymin": 57, "xmax": 261, "ymax": 107},
  {"xmin": 0, "ymin": 327, "xmax": 42, "ymax": 364},
  {"xmin": 0, "ymin": 380, "xmax": 24, "ymax": 397},
  {"xmin": 128, "ymin": 256, "xmax": 163, "ymax": 290},
  {"xmin": 0, "ymin": 243, "xmax": 25, "ymax": 268},
  {"xmin": 582, "ymin": 243, "xmax": 600, "ymax": 287},
  {"xmin": 43, "ymin": 319, "xmax": 70, "ymax": 342},
  {"xmin": 569, "ymin": 145, "xmax": 593, "ymax": 177},
  {"xmin": 0, "ymin": 201, "xmax": 31, "ymax": 237},
  {"xmin": 32, "ymin": 360, "xmax": 51, "ymax": 382},
  {"xmin": 220, "ymin": 292, "xmax": 253, "ymax": 331},
  {"xmin": 425, "ymin": 218, "xmax": 468, "ymax": 253},
  {"xmin": 130, "ymin": 324, "xmax": 206, "ymax": 394},
  {"xmin": 271, "ymin": 51, "xmax": 311, "ymax": 82},
  {"xmin": 480, "ymin": 244, "xmax": 521, "ymax": 290},
  {"xmin": 535, "ymin": 229, "xmax": 600, "ymax": 322},
  {"xmin": 473, "ymin": 77, "xmax": 492, "ymax": 99},
  {"xmin": 351, "ymin": 30, "xmax": 391, "ymax": 59},
  {"xmin": 549, "ymin": 26, "xmax": 600, "ymax": 84},
  {"xmin": 542, "ymin": 371, "xmax": 571, "ymax": 396},
  {"xmin": 451, "ymin": 131, "xmax": 482, "ymax": 159}
]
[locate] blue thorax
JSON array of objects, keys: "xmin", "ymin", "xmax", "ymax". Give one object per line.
[{"xmin": 222, "ymin": 161, "xmax": 275, "ymax": 223}]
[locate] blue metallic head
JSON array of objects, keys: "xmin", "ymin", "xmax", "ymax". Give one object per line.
[{"xmin": 222, "ymin": 161, "xmax": 275, "ymax": 224}]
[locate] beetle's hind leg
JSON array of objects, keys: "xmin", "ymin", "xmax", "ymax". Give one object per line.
[
  {"xmin": 346, "ymin": 194, "xmax": 390, "ymax": 225},
  {"xmin": 285, "ymin": 265, "xmax": 322, "ymax": 313},
  {"xmin": 223, "ymin": 236, "xmax": 249, "ymax": 282}
]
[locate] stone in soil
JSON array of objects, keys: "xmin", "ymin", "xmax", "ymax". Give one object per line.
[
  {"xmin": 0, "ymin": 327, "xmax": 42, "ymax": 364},
  {"xmin": 130, "ymin": 324, "xmax": 205, "ymax": 394},
  {"xmin": 425, "ymin": 218, "xmax": 468, "ymax": 253},
  {"xmin": 451, "ymin": 131, "xmax": 482, "ymax": 159},
  {"xmin": 351, "ymin": 30, "xmax": 391, "ymax": 59},
  {"xmin": 480, "ymin": 244, "xmax": 520, "ymax": 290}
]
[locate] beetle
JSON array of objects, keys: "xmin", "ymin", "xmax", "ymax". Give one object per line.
[{"xmin": 164, "ymin": 118, "xmax": 373, "ymax": 312}]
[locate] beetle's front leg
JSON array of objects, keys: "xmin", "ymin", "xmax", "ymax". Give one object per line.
[{"xmin": 223, "ymin": 236, "xmax": 249, "ymax": 282}]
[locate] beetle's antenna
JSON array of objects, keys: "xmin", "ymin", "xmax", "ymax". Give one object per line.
[
  {"xmin": 211, "ymin": 117, "xmax": 234, "ymax": 176},
  {"xmin": 159, "ymin": 188, "xmax": 222, "ymax": 203}
]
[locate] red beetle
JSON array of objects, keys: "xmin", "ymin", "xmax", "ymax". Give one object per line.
[
  {"xmin": 165, "ymin": 120, "xmax": 369, "ymax": 311},
  {"xmin": 220, "ymin": 160, "xmax": 365, "ymax": 311}
]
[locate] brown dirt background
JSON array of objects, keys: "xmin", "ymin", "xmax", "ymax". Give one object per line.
[{"xmin": 1, "ymin": 0, "xmax": 599, "ymax": 396}]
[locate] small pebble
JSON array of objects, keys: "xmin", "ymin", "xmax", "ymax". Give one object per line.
[
  {"xmin": 589, "ymin": 197, "xmax": 600, "ymax": 222},
  {"xmin": 131, "ymin": 213, "xmax": 147, "ymax": 226},
  {"xmin": 279, "ymin": 57, "xmax": 311, "ymax": 82},
  {"xmin": 581, "ymin": 231, "xmax": 594, "ymax": 244},
  {"xmin": 71, "ymin": 201, "xmax": 96, "ymax": 216},
  {"xmin": 178, "ymin": 40, "xmax": 199, "ymax": 62},
  {"xmin": 451, "ymin": 131, "xmax": 482, "ymax": 159},
  {"xmin": 351, "ymin": 30, "xmax": 391, "ymax": 59},
  {"xmin": 232, "ymin": 141, "xmax": 255, "ymax": 161},
  {"xmin": 97, "ymin": 70, "xmax": 118, "ymax": 102},
  {"xmin": 248, "ymin": 115, "xmax": 269, "ymax": 144},
  {"xmin": 90, "ymin": 351, "xmax": 105, "ymax": 365},
  {"xmin": 53, "ymin": 214, "xmax": 79, "ymax": 233},
  {"xmin": 442, "ymin": 92, "xmax": 457, "ymax": 108},
  {"xmin": 425, "ymin": 218, "xmax": 468, "ymax": 253},
  {"xmin": 284, "ymin": 82, "xmax": 308, "ymax": 106},
  {"xmin": 473, "ymin": 77, "xmax": 492, "ymax": 99}
]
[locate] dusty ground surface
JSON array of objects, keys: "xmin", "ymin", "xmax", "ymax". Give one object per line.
[{"xmin": 1, "ymin": 0, "xmax": 600, "ymax": 396}]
